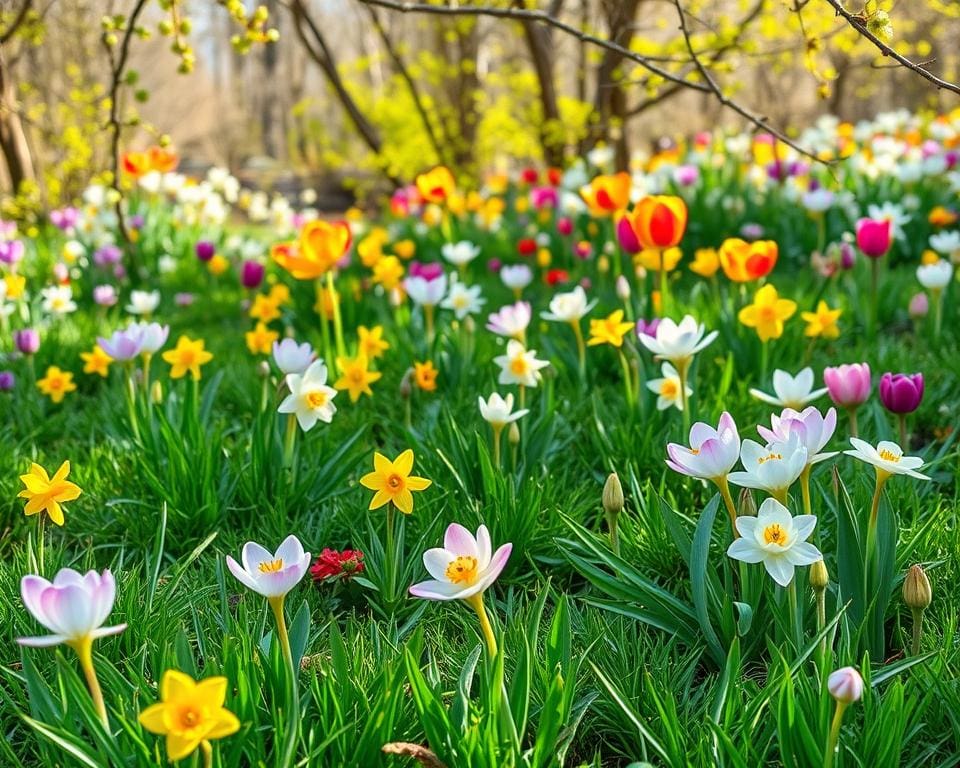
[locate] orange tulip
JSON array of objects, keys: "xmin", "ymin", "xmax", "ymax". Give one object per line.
[
  {"xmin": 272, "ymin": 221, "xmax": 352, "ymax": 280},
  {"xmin": 617, "ymin": 195, "xmax": 687, "ymax": 254},
  {"xmin": 580, "ymin": 172, "xmax": 631, "ymax": 217},
  {"xmin": 147, "ymin": 145, "xmax": 179, "ymax": 173},
  {"xmin": 121, "ymin": 151, "xmax": 151, "ymax": 178},
  {"xmin": 416, "ymin": 166, "xmax": 456, "ymax": 205},
  {"xmin": 718, "ymin": 238, "xmax": 779, "ymax": 282}
]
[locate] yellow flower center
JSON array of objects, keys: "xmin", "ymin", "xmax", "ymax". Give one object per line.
[
  {"xmin": 348, "ymin": 367, "xmax": 364, "ymax": 383},
  {"xmin": 445, "ymin": 555, "xmax": 479, "ymax": 585},
  {"xmin": 386, "ymin": 473, "xmax": 404, "ymax": 491},
  {"xmin": 689, "ymin": 447, "xmax": 700, "ymax": 455},
  {"xmin": 763, "ymin": 523, "xmax": 789, "ymax": 546},
  {"xmin": 510, "ymin": 356, "xmax": 529, "ymax": 376},
  {"xmin": 878, "ymin": 449, "xmax": 900, "ymax": 462},
  {"xmin": 306, "ymin": 390, "xmax": 327, "ymax": 409},
  {"xmin": 757, "ymin": 452, "xmax": 782, "ymax": 464},
  {"xmin": 258, "ymin": 558, "xmax": 284, "ymax": 573},
  {"xmin": 49, "ymin": 377, "xmax": 64, "ymax": 390},
  {"xmin": 177, "ymin": 705, "xmax": 201, "ymax": 730},
  {"xmin": 660, "ymin": 379, "xmax": 678, "ymax": 398},
  {"xmin": 179, "ymin": 350, "xmax": 196, "ymax": 366}
]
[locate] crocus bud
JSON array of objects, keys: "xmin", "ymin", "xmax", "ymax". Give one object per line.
[
  {"xmin": 827, "ymin": 667, "xmax": 864, "ymax": 704},
  {"xmin": 903, "ymin": 564, "xmax": 931, "ymax": 611},
  {"xmin": 508, "ymin": 421, "xmax": 520, "ymax": 446},
  {"xmin": 908, "ymin": 292, "xmax": 929, "ymax": 318},
  {"xmin": 241, "ymin": 260, "xmax": 265, "ymax": 289},
  {"xmin": 0, "ymin": 370, "xmax": 14, "ymax": 391},
  {"xmin": 839, "ymin": 242, "xmax": 856, "ymax": 270},
  {"xmin": 855, "ymin": 217, "xmax": 892, "ymax": 258},
  {"xmin": 823, "ymin": 362, "xmax": 871, "ymax": 408},
  {"xmin": 150, "ymin": 380, "xmax": 164, "ymax": 404},
  {"xmin": 615, "ymin": 275, "xmax": 631, "ymax": 301},
  {"xmin": 879, "ymin": 372, "xmax": 923, "ymax": 414},
  {"xmin": 257, "ymin": 360, "xmax": 271, "ymax": 379},
  {"xmin": 602, "ymin": 472, "xmax": 624, "ymax": 516},
  {"xmin": 195, "ymin": 240, "xmax": 216, "ymax": 262},
  {"xmin": 810, "ymin": 559, "xmax": 829, "ymax": 591},
  {"xmin": 738, "ymin": 487, "xmax": 757, "ymax": 517},
  {"xmin": 13, "ymin": 328, "xmax": 40, "ymax": 355}
]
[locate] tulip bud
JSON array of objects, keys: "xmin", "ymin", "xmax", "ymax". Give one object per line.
[
  {"xmin": 615, "ymin": 275, "xmax": 631, "ymax": 301},
  {"xmin": 257, "ymin": 360, "xmax": 271, "ymax": 379},
  {"xmin": 508, "ymin": 422, "xmax": 520, "ymax": 446},
  {"xmin": 602, "ymin": 472, "xmax": 624, "ymax": 516},
  {"xmin": 903, "ymin": 564, "xmax": 931, "ymax": 611},
  {"xmin": 827, "ymin": 667, "xmax": 864, "ymax": 704},
  {"xmin": 738, "ymin": 487, "xmax": 757, "ymax": 517},
  {"xmin": 810, "ymin": 559, "xmax": 829, "ymax": 591}
]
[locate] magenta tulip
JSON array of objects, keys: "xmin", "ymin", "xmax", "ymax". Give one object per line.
[
  {"xmin": 855, "ymin": 218, "xmax": 891, "ymax": 258},
  {"xmin": 880, "ymin": 372, "xmax": 923, "ymax": 445}
]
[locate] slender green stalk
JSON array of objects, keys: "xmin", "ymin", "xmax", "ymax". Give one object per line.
[
  {"xmin": 910, "ymin": 607, "xmax": 924, "ymax": 655},
  {"xmin": 816, "ymin": 586, "xmax": 827, "ymax": 659},
  {"xmin": 800, "ymin": 466, "xmax": 813, "ymax": 518},
  {"xmin": 823, "ymin": 701, "xmax": 848, "ymax": 768},
  {"xmin": 268, "ymin": 596, "xmax": 292, "ymax": 669},
  {"xmin": 125, "ymin": 363, "xmax": 141, "ymax": 442},
  {"xmin": 677, "ymin": 359, "xmax": 691, "ymax": 436},
  {"xmin": 571, "ymin": 320, "xmax": 586, "ymax": 379},
  {"xmin": 200, "ymin": 740, "xmax": 213, "ymax": 768},
  {"xmin": 466, "ymin": 593, "xmax": 498, "ymax": 657},
  {"xmin": 491, "ymin": 425, "xmax": 503, "ymax": 467},
  {"xmin": 715, "ymin": 475, "xmax": 739, "ymax": 537},
  {"xmin": 385, "ymin": 505, "xmax": 396, "ymax": 603},
  {"xmin": 37, "ymin": 515, "xmax": 45, "ymax": 576},
  {"xmin": 425, "ymin": 304, "xmax": 435, "ymax": 345},
  {"xmin": 897, "ymin": 413, "xmax": 908, "ymax": 449},
  {"xmin": 72, "ymin": 637, "xmax": 109, "ymax": 729},
  {"xmin": 847, "ymin": 407, "xmax": 859, "ymax": 439},
  {"xmin": 787, "ymin": 579, "xmax": 802, "ymax": 649},
  {"xmin": 283, "ymin": 415, "xmax": 297, "ymax": 473},
  {"xmin": 865, "ymin": 470, "xmax": 888, "ymax": 580},
  {"xmin": 617, "ymin": 348, "xmax": 635, "ymax": 407},
  {"xmin": 326, "ymin": 270, "xmax": 346, "ymax": 360}
]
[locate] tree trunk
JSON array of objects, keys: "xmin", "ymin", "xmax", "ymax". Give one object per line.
[
  {"xmin": 518, "ymin": 0, "xmax": 565, "ymax": 167},
  {"xmin": 0, "ymin": 52, "xmax": 34, "ymax": 193}
]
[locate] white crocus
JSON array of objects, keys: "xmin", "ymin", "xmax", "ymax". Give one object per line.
[
  {"xmin": 917, "ymin": 259, "xmax": 953, "ymax": 290},
  {"xmin": 486, "ymin": 301, "xmax": 531, "ymax": 340},
  {"xmin": 749, "ymin": 367, "xmax": 828, "ymax": 409},
  {"xmin": 757, "ymin": 406, "xmax": 838, "ymax": 467},
  {"xmin": 844, "ymin": 438, "xmax": 929, "ymax": 480},
  {"xmin": 441, "ymin": 240, "xmax": 481, "ymax": 268},
  {"xmin": 541, "ymin": 286, "xmax": 595, "ymax": 323},
  {"xmin": 500, "ymin": 264, "xmax": 533, "ymax": 292},
  {"xmin": 646, "ymin": 362, "xmax": 691, "ymax": 411},
  {"xmin": 441, "ymin": 281, "xmax": 486, "ymax": 319},
  {"xmin": 403, "ymin": 273, "xmax": 448, "ymax": 308},
  {"xmin": 726, "ymin": 498, "xmax": 821, "ymax": 587},
  {"xmin": 126, "ymin": 289, "xmax": 160, "ymax": 316},
  {"xmin": 929, "ymin": 230, "xmax": 960, "ymax": 256},
  {"xmin": 226, "ymin": 534, "xmax": 312, "ymax": 600},
  {"xmin": 478, "ymin": 392, "xmax": 529, "ymax": 429},
  {"xmin": 727, "ymin": 433, "xmax": 808, "ymax": 501},
  {"xmin": 41, "ymin": 285, "xmax": 77, "ymax": 315},
  {"xmin": 409, "ymin": 524, "xmax": 512, "ymax": 602},
  {"xmin": 278, "ymin": 359, "xmax": 337, "ymax": 431},
  {"xmin": 272, "ymin": 338, "xmax": 314, "ymax": 376},
  {"xmin": 493, "ymin": 339, "xmax": 549, "ymax": 387},
  {"xmin": 638, "ymin": 314, "xmax": 717, "ymax": 370}
]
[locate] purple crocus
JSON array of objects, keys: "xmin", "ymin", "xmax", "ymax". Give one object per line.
[
  {"xmin": 636, "ymin": 318, "xmax": 661, "ymax": 338},
  {"xmin": 0, "ymin": 370, "xmax": 15, "ymax": 391},
  {"xmin": 93, "ymin": 244, "xmax": 122, "ymax": 267},
  {"xmin": 408, "ymin": 260, "xmax": 444, "ymax": 281},
  {"xmin": 195, "ymin": 240, "xmax": 216, "ymax": 262},
  {"xmin": 97, "ymin": 325, "xmax": 144, "ymax": 361},
  {"xmin": 241, "ymin": 260, "xmax": 265, "ymax": 289},
  {"xmin": 175, "ymin": 292, "xmax": 195, "ymax": 307},
  {"xmin": 0, "ymin": 239, "xmax": 24, "ymax": 265},
  {"xmin": 13, "ymin": 328, "xmax": 40, "ymax": 355},
  {"xmin": 93, "ymin": 285, "xmax": 119, "ymax": 307},
  {"xmin": 879, "ymin": 372, "xmax": 923, "ymax": 414},
  {"xmin": 50, "ymin": 207, "xmax": 80, "ymax": 231}
]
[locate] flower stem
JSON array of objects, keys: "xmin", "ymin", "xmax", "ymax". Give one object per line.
[
  {"xmin": 283, "ymin": 414, "xmax": 297, "ymax": 474},
  {"xmin": 571, "ymin": 321, "xmax": 586, "ymax": 379},
  {"xmin": 326, "ymin": 270, "xmax": 346, "ymax": 360},
  {"xmin": 492, "ymin": 425, "xmax": 502, "ymax": 468},
  {"xmin": 933, "ymin": 289, "xmax": 943, "ymax": 343},
  {"xmin": 466, "ymin": 593, "xmax": 498, "ymax": 657},
  {"xmin": 800, "ymin": 466, "xmax": 813, "ymax": 518},
  {"xmin": 125, "ymin": 364, "xmax": 141, "ymax": 442},
  {"xmin": 269, "ymin": 596, "xmax": 293, "ymax": 670},
  {"xmin": 847, "ymin": 407, "xmax": 859, "ymax": 439},
  {"xmin": 617, "ymin": 348, "xmax": 635, "ymax": 408},
  {"xmin": 715, "ymin": 475, "xmax": 739, "ymax": 537},
  {"xmin": 897, "ymin": 413, "xmax": 908, "ymax": 449},
  {"xmin": 37, "ymin": 515, "xmax": 45, "ymax": 576},
  {"xmin": 425, "ymin": 304, "xmax": 435, "ymax": 345},
  {"xmin": 385, "ymin": 505, "xmax": 396, "ymax": 603},
  {"xmin": 677, "ymin": 359, "xmax": 691, "ymax": 436},
  {"xmin": 910, "ymin": 607, "xmax": 924, "ymax": 655},
  {"xmin": 816, "ymin": 586, "xmax": 827, "ymax": 659},
  {"xmin": 201, "ymin": 740, "xmax": 213, "ymax": 768},
  {"xmin": 787, "ymin": 579, "xmax": 802, "ymax": 649},
  {"xmin": 72, "ymin": 637, "xmax": 109, "ymax": 729},
  {"xmin": 823, "ymin": 701, "xmax": 848, "ymax": 768},
  {"xmin": 865, "ymin": 470, "xmax": 888, "ymax": 578}
]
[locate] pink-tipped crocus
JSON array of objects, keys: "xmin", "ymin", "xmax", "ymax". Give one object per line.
[
  {"xmin": 226, "ymin": 535, "xmax": 311, "ymax": 668},
  {"xmin": 823, "ymin": 362, "xmax": 871, "ymax": 437},
  {"xmin": 855, "ymin": 218, "xmax": 892, "ymax": 258},
  {"xmin": 665, "ymin": 412, "xmax": 741, "ymax": 531},
  {"xmin": 410, "ymin": 523, "xmax": 511, "ymax": 656},
  {"xmin": 19, "ymin": 568, "xmax": 126, "ymax": 726}
]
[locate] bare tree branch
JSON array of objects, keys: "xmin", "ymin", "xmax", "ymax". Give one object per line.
[
  {"xmin": 672, "ymin": 0, "xmax": 822, "ymax": 164},
  {"xmin": 0, "ymin": 0, "xmax": 33, "ymax": 46},
  {"xmin": 824, "ymin": 0, "xmax": 960, "ymax": 96}
]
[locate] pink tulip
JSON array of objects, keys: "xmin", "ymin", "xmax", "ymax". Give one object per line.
[
  {"xmin": 823, "ymin": 362, "xmax": 871, "ymax": 437},
  {"xmin": 855, "ymin": 218, "xmax": 892, "ymax": 258}
]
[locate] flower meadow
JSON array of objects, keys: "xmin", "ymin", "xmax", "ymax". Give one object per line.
[{"xmin": 1, "ymin": 109, "xmax": 960, "ymax": 768}]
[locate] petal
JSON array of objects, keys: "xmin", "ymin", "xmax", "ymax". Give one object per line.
[
  {"xmin": 195, "ymin": 676, "xmax": 228, "ymax": 708},
  {"xmin": 785, "ymin": 541, "xmax": 822, "ymax": 566},
  {"xmin": 166, "ymin": 733, "xmax": 202, "ymax": 762},
  {"xmin": 17, "ymin": 634, "xmax": 68, "ymax": 647},
  {"xmin": 137, "ymin": 703, "xmax": 169, "ymax": 734},
  {"xmin": 764, "ymin": 556, "xmax": 795, "ymax": 587},
  {"xmin": 21, "ymin": 575, "xmax": 54, "ymax": 625},
  {"xmin": 274, "ymin": 535, "xmax": 305, "ymax": 565},
  {"xmin": 240, "ymin": 542, "xmax": 274, "ymax": 573},
  {"xmin": 161, "ymin": 669, "xmax": 197, "ymax": 701},
  {"xmin": 727, "ymin": 538, "xmax": 765, "ymax": 563},
  {"xmin": 205, "ymin": 708, "xmax": 241, "ymax": 740},
  {"xmin": 443, "ymin": 524, "xmax": 479, "ymax": 558},
  {"xmin": 409, "ymin": 579, "xmax": 464, "ymax": 601},
  {"xmin": 394, "ymin": 489, "xmax": 414, "ymax": 515},
  {"xmin": 422, "ymin": 548, "xmax": 454, "ymax": 581},
  {"xmin": 393, "ymin": 449, "xmax": 415, "ymax": 476},
  {"xmin": 475, "ymin": 525, "xmax": 492, "ymax": 569},
  {"xmin": 479, "ymin": 543, "xmax": 512, "ymax": 585},
  {"xmin": 406, "ymin": 476, "xmax": 432, "ymax": 491},
  {"xmin": 226, "ymin": 556, "xmax": 260, "ymax": 595}
]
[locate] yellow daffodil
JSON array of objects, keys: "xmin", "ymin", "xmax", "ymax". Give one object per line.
[
  {"xmin": 208, "ymin": 254, "xmax": 230, "ymax": 276},
  {"xmin": 37, "ymin": 366, "xmax": 76, "ymax": 403},
  {"xmin": 636, "ymin": 247, "xmax": 682, "ymax": 272},
  {"xmin": 18, "ymin": 461, "xmax": 82, "ymax": 526},
  {"xmin": 393, "ymin": 239, "xmax": 416, "ymax": 260},
  {"xmin": 5, "ymin": 273, "xmax": 26, "ymax": 299},
  {"xmin": 587, "ymin": 310, "xmax": 635, "ymax": 348},
  {"xmin": 372, "ymin": 255, "xmax": 404, "ymax": 290},
  {"xmin": 416, "ymin": 165, "xmax": 456, "ymax": 205},
  {"xmin": 738, "ymin": 284, "xmax": 797, "ymax": 341},
  {"xmin": 334, "ymin": 355, "xmax": 381, "ymax": 402},
  {"xmin": 358, "ymin": 325, "xmax": 390, "ymax": 360},
  {"xmin": 359, "ymin": 449, "xmax": 431, "ymax": 514},
  {"xmin": 81, "ymin": 345, "xmax": 113, "ymax": 377},
  {"xmin": 249, "ymin": 294, "xmax": 281, "ymax": 323},
  {"xmin": 357, "ymin": 228, "xmax": 389, "ymax": 268},
  {"xmin": 413, "ymin": 361, "xmax": 438, "ymax": 391},
  {"xmin": 162, "ymin": 336, "xmax": 213, "ymax": 380},
  {"xmin": 268, "ymin": 283, "xmax": 291, "ymax": 305},
  {"xmin": 801, "ymin": 300, "xmax": 842, "ymax": 339},
  {"xmin": 689, "ymin": 248, "xmax": 720, "ymax": 278},
  {"xmin": 138, "ymin": 670, "xmax": 240, "ymax": 762},
  {"xmin": 245, "ymin": 322, "xmax": 279, "ymax": 355}
]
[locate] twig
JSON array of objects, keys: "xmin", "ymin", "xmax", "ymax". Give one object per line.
[
  {"xmin": 824, "ymin": 0, "xmax": 960, "ymax": 96},
  {"xmin": 672, "ymin": 0, "xmax": 822, "ymax": 164},
  {"xmin": 0, "ymin": 0, "xmax": 33, "ymax": 46},
  {"xmin": 355, "ymin": 0, "xmax": 712, "ymax": 94}
]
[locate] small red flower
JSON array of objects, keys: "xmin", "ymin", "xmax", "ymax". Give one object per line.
[
  {"xmin": 546, "ymin": 269, "xmax": 569, "ymax": 286},
  {"xmin": 518, "ymin": 238, "xmax": 537, "ymax": 256},
  {"xmin": 546, "ymin": 167, "xmax": 562, "ymax": 187},
  {"xmin": 520, "ymin": 167, "xmax": 539, "ymax": 185},
  {"xmin": 310, "ymin": 548, "xmax": 365, "ymax": 582}
]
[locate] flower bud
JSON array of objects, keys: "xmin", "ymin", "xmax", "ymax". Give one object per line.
[
  {"xmin": 902, "ymin": 564, "xmax": 931, "ymax": 611},
  {"xmin": 602, "ymin": 472, "xmax": 624, "ymax": 516},
  {"xmin": 810, "ymin": 559, "xmax": 829, "ymax": 591},
  {"xmin": 508, "ymin": 422, "xmax": 520, "ymax": 446},
  {"xmin": 257, "ymin": 360, "xmax": 271, "ymax": 379},
  {"xmin": 738, "ymin": 487, "xmax": 756, "ymax": 517},
  {"xmin": 399, "ymin": 368, "xmax": 413, "ymax": 399},
  {"xmin": 827, "ymin": 667, "xmax": 864, "ymax": 704},
  {"xmin": 615, "ymin": 275, "xmax": 631, "ymax": 301},
  {"xmin": 150, "ymin": 380, "xmax": 164, "ymax": 404}
]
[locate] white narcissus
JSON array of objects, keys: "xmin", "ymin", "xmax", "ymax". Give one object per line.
[
  {"xmin": 486, "ymin": 301, "xmax": 531, "ymax": 339},
  {"xmin": 916, "ymin": 259, "xmax": 953, "ymax": 290},
  {"xmin": 493, "ymin": 340, "xmax": 550, "ymax": 387},
  {"xmin": 41, "ymin": 285, "xmax": 78, "ymax": 315},
  {"xmin": 226, "ymin": 535, "xmax": 312, "ymax": 600},
  {"xmin": 441, "ymin": 240, "xmax": 481, "ymax": 268},
  {"xmin": 478, "ymin": 392, "xmax": 529, "ymax": 429},
  {"xmin": 749, "ymin": 367, "xmax": 828, "ymax": 410},
  {"xmin": 278, "ymin": 360, "xmax": 338, "ymax": 431},
  {"xmin": 410, "ymin": 524, "xmax": 511, "ymax": 602},
  {"xmin": 126, "ymin": 289, "xmax": 161, "ymax": 315},
  {"xmin": 726, "ymin": 498, "xmax": 821, "ymax": 586},
  {"xmin": 441, "ymin": 281, "xmax": 486, "ymax": 319},
  {"xmin": 500, "ymin": 264, "xmax": 532, "ymax": 291},
  {"xmin": 18, "ymin": 568, "xmax": 127, "ymax": 648},
  {"xmin": 844, "ymin": 438, "xmax": 929, "ymax": 480},
  {"xmin": 646, "ymin": 362, "xmax": 691, "ymax": 411}
]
